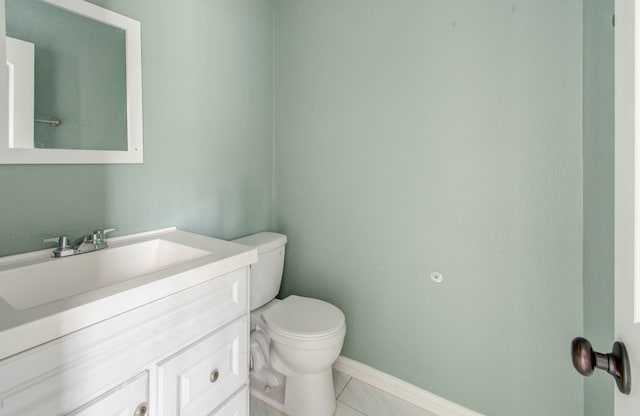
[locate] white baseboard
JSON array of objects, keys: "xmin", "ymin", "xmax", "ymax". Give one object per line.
[{"xmin": 333, "ymin": 356, "xmax": 485, "ymax": 416}]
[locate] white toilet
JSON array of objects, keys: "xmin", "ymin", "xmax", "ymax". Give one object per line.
[{"xmin": 233, "ymin": 232, "xmax": 346, "ymax": 416}]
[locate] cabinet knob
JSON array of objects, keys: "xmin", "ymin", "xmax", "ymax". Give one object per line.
[
  {"xmin": 210, "ymin": 369, "xmax": 220, "ymax": 383},
  {"xmin": 134, "ymin": 402, "xmax": 148, "ymax": 416}
]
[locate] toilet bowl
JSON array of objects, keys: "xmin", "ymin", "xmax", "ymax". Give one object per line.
[{"xmin": 233, "ymin": 233, "xmax": 346, "ymax": 416}]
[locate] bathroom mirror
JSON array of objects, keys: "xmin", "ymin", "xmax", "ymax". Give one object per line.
[{"xmin": 0, "ymin": 0, "xmax": 143, "ymax": 164}]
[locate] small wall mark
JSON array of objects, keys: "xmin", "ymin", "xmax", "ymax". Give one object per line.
[{"xmin": 431, "ymin": 272, "xmax": 444, "ymax": 283}]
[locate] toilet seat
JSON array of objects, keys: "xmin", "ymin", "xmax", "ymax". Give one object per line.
[{"xmin": 261, "ymin": 295, "xmax": 345, "ymax": 341}]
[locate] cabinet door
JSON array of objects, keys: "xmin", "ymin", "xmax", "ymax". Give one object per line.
[
  {"xmin": 67, "ymin": 372, "xmax": 148, "ymax": 416},
  {"xmin": 159, "ymin": 318, "xmax": 247, "ymax": 416}
]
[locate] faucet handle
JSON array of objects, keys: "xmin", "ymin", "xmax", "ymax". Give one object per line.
[
  {"xmin": 44, "ymin": 235, "xmax": 70, "ymax": 249},
  {"xmin": 44, "ymin": 236, "xmax": 74, "ymax": 257},
  {"xmin": 92, "ymin": 228, "xmax": 116, "ymax": 243}
]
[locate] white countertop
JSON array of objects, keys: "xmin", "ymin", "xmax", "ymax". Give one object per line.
[{"xmin": 0, "ymin": 228, "xmax": 257, "ymax": 360}]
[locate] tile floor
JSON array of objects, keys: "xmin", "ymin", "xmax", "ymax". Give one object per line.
[{"xmin": 250, "ymin": 370, "xmax": 439, "ymax": 416}]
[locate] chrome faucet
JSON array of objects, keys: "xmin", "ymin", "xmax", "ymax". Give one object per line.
[{"xmin": 44, "ymin": 228, "xmax": 116, "ymax": 258}]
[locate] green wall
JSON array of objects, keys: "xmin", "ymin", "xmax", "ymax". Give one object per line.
[
  {"xmin": 0, "ymin": 0, "xmax": 274, "ymax": 256},
  {"xmin": 274, "ymin": 1, "xmax": 584, "ymax": 415},
  {"xmin": 0, "ymin": 1, "xmax": 616, "ymax": 414},
  {"xmin": 583, "ymin": 0, "xmax": 615, "ymax": 415}
]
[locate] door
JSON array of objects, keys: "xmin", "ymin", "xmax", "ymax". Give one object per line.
[{"xmin": 616, "ymin": 0, "xmax": 640, "ymax": 413}]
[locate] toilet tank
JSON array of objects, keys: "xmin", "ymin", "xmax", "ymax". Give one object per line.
[{"xmin": 232, "ymin": 232, "xmax": 287, "ymax": 310}]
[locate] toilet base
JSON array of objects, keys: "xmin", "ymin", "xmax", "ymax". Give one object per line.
[
  {"xmin": 283, "ymin": 368, "xmax": 337, "ymax": 416},
  {"xmin": 250, "ymin": 368, "xmax": 337, "ymax": 416}
]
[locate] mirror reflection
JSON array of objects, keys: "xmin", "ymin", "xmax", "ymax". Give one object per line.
[{"xmin": 5, "ymin": 0, "xmax": 127, "ymax": 151}]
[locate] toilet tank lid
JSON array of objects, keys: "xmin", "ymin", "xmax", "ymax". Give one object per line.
[{"xmin": 232, "ymin": 232, "xmax": 287, "ymax": 254}]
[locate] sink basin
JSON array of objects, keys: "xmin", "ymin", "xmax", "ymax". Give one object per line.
[
  {"xmin": 0, "ymin": 239, "xmax": 210, "ymax": 310},
  {"xmin": 0, "ymin": 227, "xmax": 258, "ymax": 362}
]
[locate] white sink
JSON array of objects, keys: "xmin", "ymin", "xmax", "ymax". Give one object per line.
[
  {"xmin": 0, "ymin": 227, "xmax": 258, "ymax": 362},
  {"xmin": 0, "ymin": 238, "xmax": 210, "ymax": 310}
]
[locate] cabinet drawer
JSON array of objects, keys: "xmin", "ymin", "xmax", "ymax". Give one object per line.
[
  {"xmin": 68, "ymin": 372, "xmax": 148, "ymax": 416},
  {"xmin": 210, "ymin": 388, "xmax": 247, "ymax": 416},
  {"xmin": 159, "ymin": 318, "xmax": 248, "ymax": 416}
]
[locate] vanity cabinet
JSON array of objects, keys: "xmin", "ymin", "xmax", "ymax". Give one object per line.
[{"xmin": 0, "ymin": 267, "xmax": 250, "ymax": 416}]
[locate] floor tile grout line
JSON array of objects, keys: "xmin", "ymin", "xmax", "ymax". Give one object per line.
[
  {"xmin": 337, "ymin": 400, "xmax": 368, "ymax": 416},
  {"xmin": 335, "ymin": 375, "xmax": 353, "ymax": 400},
  {"xmin": 351, "ymin": 376, "xmax": 404, "ymax": 401},
  {"xmin": 338, "ymin": 377, "xmax": 439, "ymax": 416}
]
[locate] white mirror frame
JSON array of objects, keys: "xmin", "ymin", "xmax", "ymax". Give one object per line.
[{"xmin": 0, "ymin": 0, "xmax": 143, "ymax": 164}]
